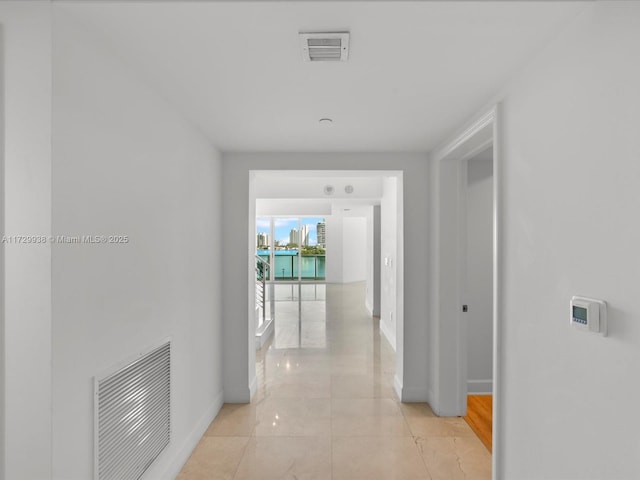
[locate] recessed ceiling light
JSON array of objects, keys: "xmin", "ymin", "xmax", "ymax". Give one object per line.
[{"xmin": 319, "ymin": 118, "xmax": 333, "ymax": 126}]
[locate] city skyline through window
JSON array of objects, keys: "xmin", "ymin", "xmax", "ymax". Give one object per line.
[
  {"xmin": 256, "ymin": 216, "xmax": 325, "ymax": 248},
  {"xmin": 256, "ymin": 216, "xmax": 326, "ymax": 281}
]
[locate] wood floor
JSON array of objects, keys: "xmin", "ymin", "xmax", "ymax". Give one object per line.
[{"xmin": 464, "ymin": 395, "xmax": 492, "ymax": 452}]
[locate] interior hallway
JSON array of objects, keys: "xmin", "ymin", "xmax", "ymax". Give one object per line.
[{"xmin": 178, "ymin": 283, "xmax": 490, "ymax": 479}]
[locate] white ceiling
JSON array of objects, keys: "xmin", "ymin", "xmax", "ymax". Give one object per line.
[{"xmin": 59, "ymin": 1, "xmax": 589, "ymax": 153}]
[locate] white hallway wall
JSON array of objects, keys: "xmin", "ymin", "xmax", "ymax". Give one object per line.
[
  {"xmin": 324, "ymin": 215, "xmax": 343, "ymax": 283},
  {"xmin": 380, "ymin": 177, "xmax": 399, "ymax": 350},
  {"xmin": 342, "ymin": 216, "xmax": 367, "ymax": 284},
  {"xmin": 7, "ymin": 3, "xmax": 638, "ymax": 479},
  {"xmin": 364, "ymin": 206, "xmax": 380, "ymax": 316},
  {"xmin": 223, "ymin": 154, "xmax": 426, "ymax": 403},
  {"xmin": 52, "ymin": 10, "xmax": 223, "ymax": 480},
  {"xmin": 326, "ymin": 215, "xmax": 368, "ymax": 285},
  {"xmin": 372, "ymin": 206, "xmax": 382, "ymax": 317},
  {"xmin": 0, "ymin": 2, "xmax": 52, "ymax": 479},
  {"xmin": 493, "ymin": 2, "xmax": 640, "ymax": 477}
]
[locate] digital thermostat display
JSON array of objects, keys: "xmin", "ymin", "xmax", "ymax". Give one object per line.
[
  {"xmin": 570, "ymin": 296, "xmax": 607, "ymax": 336},
  {"xmin": 572, "ymin": 306, "xmax": 588, "ymax": 325}
]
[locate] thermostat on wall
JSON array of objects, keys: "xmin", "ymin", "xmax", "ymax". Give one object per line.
[{"xmin": 570, "ymin": 296, "xmax": 607, "ymax": 336}]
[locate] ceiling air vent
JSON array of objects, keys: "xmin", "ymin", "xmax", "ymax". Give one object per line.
[{"xmin": 299, "ymin": 32, "xmax": 350, "ymax": 62}]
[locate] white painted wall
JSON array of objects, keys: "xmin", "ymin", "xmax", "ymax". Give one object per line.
[
  {"xmin": 465, "ymin": 154, "xmax": 493, "ymax": 394},
  {"xmin": 255, "ymin": 199, "xmax": 331, "ymax": 217},
  {"xmin": 323, "ymin": 215, "xmax": 368, "ymax": 284},
  {"xmin": 495, "ymin": 3, "xmax": 640, "ymax": 478},
  {"xmin": 380, "ymin": 177, "xmax": 398, "ymax": 351},
  {"xmin": 0, "ymin": 3, "xmax": 52, "ymax": 479},
  {"xmin": 372, "ymin": 206, "xmax": 381, "ymax": 317},
  {"xmin": 324, "ymin": 215, "xmax": 343, "ymax": 284},
  {"xmin": 0, "ymin": 40, "xmax": 3, "ymax": 476},
  {"xmin": 223, "ymin": 154, "xmax": 425, "ymax": 404},
  {"xmin": 365, "ymin": 207, "xmax": 375, "ymax": 314},
  {"xmin": 52, "ymin": 10, "xmax": 222, "ymax": 480},
  {"xmin": 342, "ymin": 216, "xmax": 367, "ymax": 284},
  {"xmin": 253, "ymin": 175, "xmax": 383, "ymax": 200}
]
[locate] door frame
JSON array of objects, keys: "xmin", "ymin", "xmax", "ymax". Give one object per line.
[
  {"xmin": 248, "ymin": 169, "xmax": 404, "ymax": 397},
  {"xmin": 430, "ymin": 104, "xmax": 501, "ymax": 478},
  {"xmin": 0, "ymin": 26, "xmax": 5, "ymax": 480}
]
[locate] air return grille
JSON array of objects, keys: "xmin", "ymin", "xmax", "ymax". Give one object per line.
[
  {"xmin": 95, "ymin": 341, "xmax": 171, "ymax": 480},
  {"xmin": 299, "ymin": 32, "xmax": 350, "ymax": 62}
]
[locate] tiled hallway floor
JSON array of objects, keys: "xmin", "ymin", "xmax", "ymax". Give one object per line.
[{"xmin": 178, "ymin": 282, "xmax": 491, "ymax": 480}]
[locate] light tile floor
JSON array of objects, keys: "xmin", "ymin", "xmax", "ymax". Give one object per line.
[{"xmin": 178, "ymin": 282, "xmax": 491, "ymax": 480}]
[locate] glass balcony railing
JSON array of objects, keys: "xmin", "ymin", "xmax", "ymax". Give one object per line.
[{"xmin": 256, "ymin": 250, "xmax": 325, "ymax": 281}]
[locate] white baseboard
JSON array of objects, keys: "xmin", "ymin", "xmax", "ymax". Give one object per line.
[
  {"xmin": 400, "ymin": 385, "xmax": 429, "ymax": 403},
  {"xmin": 379, "ymin": 319, "xmax": 396, "ymax": 351},
  {"xmin": 224, "ymin": 384, "xmax": 251, "ymax": 403},
  {"xmin": 426, "ymin": 387, "xmax": 465, "ymax": 417},
  {"xmin": 394, "ymin": 376, "xmax": 429, "ymax": 403},
  {"xmin": 249, "ymin": 375, "xmax": 257, "ymax": 401},
  {"xmin": 159, "ymin": 390, "xmax": 224, "ymax": 480},
  {"xmin": 467, "ymin": 379, "xmax": 493, "ymax": 395},
  {"xmin": 255, "ymin": 318, "xmax": 274, "ymax": 350},
  {"xmin": 431, "ymin": 403, "xmax": 465, "ymax": 417},
  {"xmin": 393, "ymin": 375, "xmax": 403, "ymax": 400},
  {"xmin": 364, "ymin": 299, "xmax": 373, "ymax": 316}
]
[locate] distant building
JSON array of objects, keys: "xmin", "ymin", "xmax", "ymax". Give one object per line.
[
  {"xmin": 257, "ymin": 232, "xmax": 269, "ymax": 248},
  {"xmin": 316, "ymin": 220, "xmax": 326, "ymax": 248},
  {"xmin": 300, "ymin": 224, "xmax": 310, "ymax": 246},
  {"xmin": 289, "ymin": 228, "xmax": 299, "ymax": 246}
]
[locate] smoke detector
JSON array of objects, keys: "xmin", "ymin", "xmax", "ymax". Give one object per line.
[{"xmin": 299, "ymin": 32, "xmax": 350, "ymax": 62}]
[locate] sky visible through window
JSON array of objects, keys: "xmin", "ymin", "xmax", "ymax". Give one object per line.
[{"xmin": 256, "ymin": 217, "xmax": 324, "ymax": 246}]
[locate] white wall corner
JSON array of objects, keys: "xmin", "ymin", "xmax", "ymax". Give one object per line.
[
  {"xmin": 255, "ymin": 318, "xmax": 274, "ymax": 350},
  {"xmin": 427, "ymin": 388, "xmax": 436, "ymax": 410},
  {"xmin": 393, "ymin": 375, "xmax": 403, "ymax": 401},
  {"xmin": 379, "ymin": 319, "xmax": 396, "ymax": 351},
  {"xmin": 430, "ymin": 405, "xmax": 458, "ymax": 417},
  {"xmin": 400, "ymin": 386, "xmax": 430, "ymax": 403},
  {"xmin": 249, "ymin": 375, "xmax": 258, "ymax": 402},
  {"xmin": 364, "ymin": 299, "xmax": 373, "ymax": 316},
  {"xmin": 224, "ymin": 383, "xmax": 253, "ymax": 404}
]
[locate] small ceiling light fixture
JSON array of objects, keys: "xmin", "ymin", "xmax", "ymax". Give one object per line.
[
  {"xmin": 300, "ymin": 31, "xmax": 350, "ymax": 62},
  {"xmin": 319, "ymin": 118, "xmax": 333, "ymax": 126},
  {"xmin": 344, "ymin": 185, "xmax": 354, "ymax": 194}
]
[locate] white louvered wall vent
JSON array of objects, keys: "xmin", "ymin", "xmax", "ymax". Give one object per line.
[
  {"xmin": 95, "ymin": 341, "xmax": 171, "ymax": 480},
  {"xmin": 299, "ymin": 32, "xmax": 350, "ymax": 62}
]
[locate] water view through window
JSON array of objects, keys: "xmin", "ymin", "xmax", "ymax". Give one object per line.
[{"xmin": 256, "ymin": 216, "xmax": 326, "ymax": 281}]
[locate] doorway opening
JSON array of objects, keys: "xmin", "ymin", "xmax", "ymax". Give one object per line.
[
  {"xmin": 430, "ymin": 105, "xmax": 501, "ymax": 475},
  {"xmin": 249, "ymin": 170, "xmax": 404, "ymax": 397},
  {"xmin": 255, "ymin": 215, "xmax": 327, "ymax": 349},
  {"xmin": 0, "ymin": 31, "xmax": 5, "ymax": 478},
  {"xmin": 461, "ymin": 146, "xmax": 494, "ymax": 453}
]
